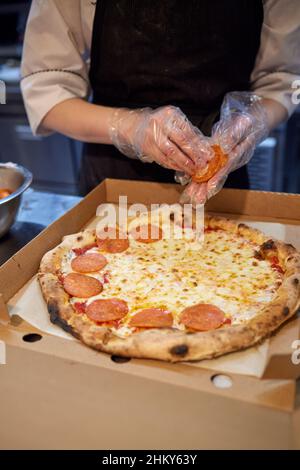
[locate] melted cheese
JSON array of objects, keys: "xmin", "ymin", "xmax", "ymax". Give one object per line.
[{"xmin": 61, "ymin": 227, "xmax": 282, "ymax": 337}]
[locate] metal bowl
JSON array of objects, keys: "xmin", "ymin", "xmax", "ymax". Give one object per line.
[{"xmin": 0, "ymin": 163, "xmax": 33, "ymax": 238}]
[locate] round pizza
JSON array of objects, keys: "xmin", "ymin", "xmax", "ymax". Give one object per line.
[{"xmin": 38, "ymin": 211, "xmax": 300, "ymax": 362}]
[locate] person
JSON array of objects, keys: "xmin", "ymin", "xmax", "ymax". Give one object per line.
[{"xmin": 21, "ymin": 0, "xmax": 300, "ymax": 204}]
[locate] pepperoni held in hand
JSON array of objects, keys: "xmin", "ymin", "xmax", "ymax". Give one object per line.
[
  {"xmin": 129, "ymin": 308, "xmax": 173, "ymax": 328},
  {"xmin": 97, "ymin": 227, "xmax": 129, "ymax": 253},
  {"xmin": 86, "ymin": 298, "xmax": 129, "ymax": 323},
  {"xmin": 192, "ymin": 145, "xmax": 228, "ymax": 183},
  {"xmin": 180, "ymin": 303, "xmax": 225, "ymax": 331},
  {"xmin": 63, "ymin": 273, "xmax": 103, "ymax": 298},
  {"xmin": 71, "ymin": 252, "xmax": 107, "ymax": 273}
]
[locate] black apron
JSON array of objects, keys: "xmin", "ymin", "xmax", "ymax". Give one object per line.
[{"xmin": 80, "ymin": 0, "xmax": 263, "ymax": 195}]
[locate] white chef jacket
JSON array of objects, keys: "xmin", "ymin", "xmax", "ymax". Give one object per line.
[{"xmin": 21, "ymin": 0, "xmax": 300, "ymax": 135}]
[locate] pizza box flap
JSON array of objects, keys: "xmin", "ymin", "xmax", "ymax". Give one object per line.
[
  {"xmin": 0, "ymin": 321, "xmax": 297, "ymax": 414},
  {"xmin": 0, "ymin": 325, "xmax": 299, "ymax": 449},
  {"xmin": 0, "ymin": 179, "xmax": 300, "ymax": 382}
]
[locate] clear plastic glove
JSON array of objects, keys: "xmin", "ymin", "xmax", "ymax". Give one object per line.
[
  {"xmin": 180, "ymin": 92, "xmax": 269, "ymax": 205},
  {"xmin": 109, "ymin": 106, "xmax": 213, "ymax": 175}
]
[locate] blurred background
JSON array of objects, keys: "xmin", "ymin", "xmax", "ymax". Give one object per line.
[
  {"xmin": 0, "ymin": 0, "xmax": 82, "ymax": 195},
  {"xmin": 0, "ymin": 0, "xmax": 300, "ymax": 196},
  {"xmin": 0, "ymin": 1, "xmax": 81, "ymax": 264}
]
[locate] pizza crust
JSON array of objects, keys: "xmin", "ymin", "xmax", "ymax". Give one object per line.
[{"xmin": 38, "ymin": 217, "xmax": 300, "ymax": 362}]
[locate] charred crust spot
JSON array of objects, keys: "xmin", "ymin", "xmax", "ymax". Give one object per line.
[
  {"xmin": 47, "ymin": 299, "xmax": 80, "ymax": 339},
  {"xmin": 261, "ymin": 240, "xmax": 275, "ymax": 251},
  {"xmin": 254, "ymin": 250, "xmax": 263, "ymax": 261},
  {"xmin": 170, "ymin": 344, "xmax": 189, "ymax": 357},
  {"xmin": 238, "ymin": 223, "xmax": 247, "ymax": 229},
  {"xmin": 77, "ymin": 235, "xmax": 83, "ymax": 241},
  {"xmin": 47, "ymin": 299, "xmax": 59, "ymax": 319},
  {"xmin": 282, "ymin": 306, "xmax": 290, "ymax": 317},
  {"xmin": 169, "ymin": 213, "xmax": 175, "ymax": 221},
  {"xmin": 293, "ymin": 278, "xmax": 299, "ymax": 286}
]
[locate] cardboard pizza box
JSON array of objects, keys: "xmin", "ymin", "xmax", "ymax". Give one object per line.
[{"xmin": 0, "ymin": 179, "xmax": 299, "ymax": 450}]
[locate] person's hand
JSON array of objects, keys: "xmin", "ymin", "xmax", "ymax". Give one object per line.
[
  {"xmin": 109, "ymin": 106, "xmax": 214, "ymax": 174},
  {"xmin": 180, "ymin": 92, "xmax": 269, "ymax": 205}
]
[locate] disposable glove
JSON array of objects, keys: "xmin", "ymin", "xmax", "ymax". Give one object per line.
[
  {"xmin": 109, "ymin": 106, "xmax": 214, "ymax": 175},
  {"xmin": 180, "ymin": 92, "xmax": 269, "ymax": 205}
]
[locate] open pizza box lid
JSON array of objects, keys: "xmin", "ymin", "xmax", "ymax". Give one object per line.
[{"xmin": 0, "ymin": 179, "xmax": 299, "ymax": 382}]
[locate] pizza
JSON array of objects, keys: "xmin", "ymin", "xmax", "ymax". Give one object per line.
[{"xmin": 38, "ymin": 210, "xmax": 300, "ymax": 362}]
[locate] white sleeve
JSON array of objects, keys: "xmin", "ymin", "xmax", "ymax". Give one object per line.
[
  {"xmin": 21, "ymin": 0, "xmax": 90, "ymax": 135},
  {"xmin": 251, "ymin": 0, "xmax": 300, "ymax": 117}
]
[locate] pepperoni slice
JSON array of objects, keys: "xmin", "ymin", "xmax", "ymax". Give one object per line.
[
  {"xmin": 71, "ymin": 252, "xmax": 107, "ymax": 273},
  {"xmin": 86, "ymin": 298, "xmax": 129, "ymax": 323},
  {"xmin": 192, "ymin": 145, "xmax": 228, "ymax": 183},
  {"xmin": 63, "ymin": 273, "xmax": 103, "ymax": 298},
  {"xmin": 129, "ymin": 308, "xmax": 173, "ymax": 328},
  {"xmin": 180, "ymin": 303, "xmax": 225, "ymax": 331},
  {"xmin": 97, "ymin": 227, "xmax": 129, "ymax": 253},
  {"xmin": 131, "ymin": 224, "xmax": 163, "ymax": 243}
]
